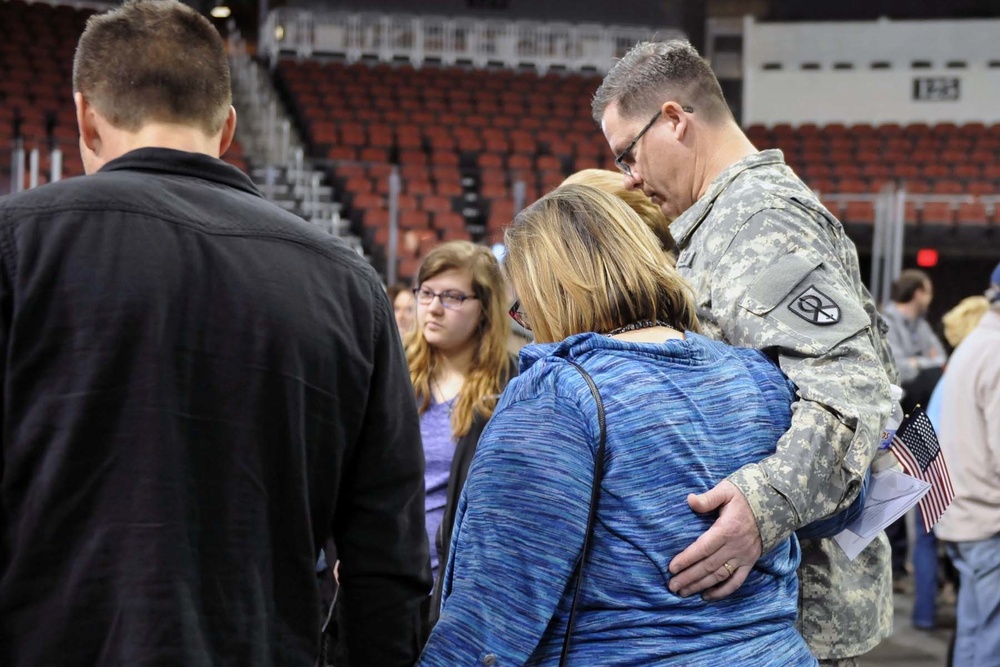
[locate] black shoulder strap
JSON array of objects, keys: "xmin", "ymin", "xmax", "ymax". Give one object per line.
[{"xmin": 559, "ymin": 360, "xmax": 607, "ymax": 667}]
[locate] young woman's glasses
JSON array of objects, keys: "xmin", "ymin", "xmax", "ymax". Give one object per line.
[
  {"xmin": 412, "ymin": 287, "xmax": 477, "ymax": 310},
  {"xmin": 508, "ymin": 300, "xmax": 530, "ymax": 330}
]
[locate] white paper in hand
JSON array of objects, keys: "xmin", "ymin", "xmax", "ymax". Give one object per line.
[{"xmin": 833, "ymin": 469, "xmax": 931, "ymax": 561}]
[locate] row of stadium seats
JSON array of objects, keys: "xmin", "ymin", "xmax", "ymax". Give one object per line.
[
  {"xmin": 831, "ymin": 200, "xmax": 998, "ymax": 226},
  {"xmin": 275, "ymin": 60, "xmax": 609, "ymax": 163},
  {"xmin": 4, "ymin": 0, "xmax": 998, "ymax": 277},
  {"xmin": 752, "ymin": 122, "xmax": 1000, "ymax": 195},
  {"xmin": 278, "ymin": 58, "xmax": 616, "ymax": 260},
  {"xmin": 749, "ymin": 121, "xmax": 1000, "ymax": 140},
  {"xmin": 832, "ymin": 199, "xmax": 997, "ymax": 256},
  {"xmin": 277, "ymin": 57, "xmax": 1000, "ymax": 273},
  {"xmin": 0, "ymin": 0, "xmax": 86, "ymax": 191},
  {"xmin": 278, "ymin": 60, "xmax": 598, "ymax": 105},
  {"xmin": 0, "ymin": 0, "xmax": 250, "ymax": 195}
]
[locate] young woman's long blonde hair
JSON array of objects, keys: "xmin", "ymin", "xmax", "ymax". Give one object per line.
[
  {"xmin": 406, "ymin": 241, "xmax": 512, "ymax": 438},
  {"xmin": 504, "ymin": 184, "xmax": 700, "ymax": 344}
]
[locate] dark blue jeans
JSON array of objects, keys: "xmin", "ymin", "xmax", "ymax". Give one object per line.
[
  {"xmin": 947, "ymin": 535, "xmax": 1000, "ymax": 666},
  {"xmin": 912, "ymin": 506, "xmax": 938, "ymax": 628}
]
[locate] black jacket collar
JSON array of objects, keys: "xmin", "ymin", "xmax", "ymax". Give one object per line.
[{"xmin": 100, "ymin": 147, "xmax": 261, "ymax": 198}]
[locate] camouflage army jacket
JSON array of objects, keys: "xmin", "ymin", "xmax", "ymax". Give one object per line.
[{"xmin": 672, "ymin": 149, "xmax": 899, "ymax": 658}]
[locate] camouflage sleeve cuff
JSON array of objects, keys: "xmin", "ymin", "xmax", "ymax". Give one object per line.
[{"xmin": 728, "ymin": 464, "xmax": 799, "ymax": 554}]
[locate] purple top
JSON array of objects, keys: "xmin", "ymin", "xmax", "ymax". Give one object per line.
[{"xmin": 421, "ymin": 397, "xmax": 457, "ymax": 575}]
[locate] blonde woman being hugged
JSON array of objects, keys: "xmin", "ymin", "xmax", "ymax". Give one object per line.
[
  {"xmin": 416, "ymin": 186, "xmax": 862, "ymax": 666},
  {"xmin": 406, "ymin": 241, "xmax": 517, "ymax": 627}
]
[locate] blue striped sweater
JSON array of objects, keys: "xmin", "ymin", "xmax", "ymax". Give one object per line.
[{"xmin": 420, "ymin": 332, "xmax": 818, "ymax": 666}]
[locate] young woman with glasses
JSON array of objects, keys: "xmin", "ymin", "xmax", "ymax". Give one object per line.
[
  {"xmin": 419, "ymin": 186, "xmax": 864, "ymax": 666},
  {"xmin": 405, "ymin": 240, "xmax": 517, "ymax": 630}
]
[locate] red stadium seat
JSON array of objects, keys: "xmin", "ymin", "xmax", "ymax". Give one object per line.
[
  {"xmin": 477, "ymin": 154, "xmax": 503, "ymax": 169},
  {"xmin": 481, "ymin": 182, "xmax": 508, "ymax": 199},
  {"xmin": 345, "ymin": 177, "xmax": 374, "ymax": 194},
  {"xmin": 326, "ymin": 146, "xmax": 358, "ymax": 161},
  {"xmin": 967, "ymin": 182, "xmax": 996, "ymax": 196},
  {"xmin": 405, "ymin": 180, "xmax": 434, "ymax": 197},
  {"xmin": 421, "ymin": 195, "xmax": 453, "ymax": 214},
  {"xmin": 843, "ymin": 201, "xmax": 875, "ymax": 224},
  {"xmin": 507, "ymin": 154, "xmax": 532, "ymax": 171},
  {"xmin": 931, "ymin": 180, "xmax": 964, "ymax": 195},
  {"xmin": 537, "ymin": 155, "xmax": 562, "ymax": 172},
  {"xmin": 362, "ymin": 145, "xmax": 395, "ymax": 166},
  {"xmin": 400, "ymin": 210, "xmax": 430, "ymax": 230},
  {"xmin": 433, "ymin": 212, "xmax": 466, "ymax": 231},
  {"xmin": 953, "ymin": 164, "xmax": 981, "ymax": 180},
  {"xmin": 435, "ymin": 181, "xmax": 464, "ymax": 197},
  {"xmin": 956, "ymin": 202, "xmax": 988, "ymax": 226},
  {"xmin": 918, "ymin": 202, "xmax": 954, "ymax": 243},
  {"xmin": 399, "ymin": 149, "xmax": 428, "ymax": 166},
  {"xmin": 958, "ymin": 122, "xmax": 986, "ymax": 138},
  {"xmin": 837, "ymin": 178, "xmax": 870, "ymax": 194},
  {"xmin": 920, "ymin": 202, "xmax": 953, "ymax": 225},
  {"xmin": 441, "ymin": 228, "xmax": 472, "ymax": 242},
  {"xmin": 430, "ymin": 150, "xmax": 459, "ymax": 167},
  {"xmin": 901, "ymin": 180, "xmax": 930, "ymax": 194}
]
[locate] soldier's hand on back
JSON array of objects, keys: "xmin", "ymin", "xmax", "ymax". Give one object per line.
[{"xmin": 667, "ymin": 480, "xmax": 763, "ymax": 600}]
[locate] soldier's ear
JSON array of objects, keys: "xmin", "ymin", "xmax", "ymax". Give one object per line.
[{"xmin": 662, "ymin": 101, "xmax": 689, "ymax": 141}]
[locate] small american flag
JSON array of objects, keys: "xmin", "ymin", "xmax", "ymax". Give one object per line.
[{"xmin": 889, "ymin": 406, "xmax": 955, "ymax": 533}]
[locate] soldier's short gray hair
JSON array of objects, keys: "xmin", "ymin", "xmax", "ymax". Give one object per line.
[{"xmin": 592, "ymin": 40, "xmax": 731, "ymax": 125}]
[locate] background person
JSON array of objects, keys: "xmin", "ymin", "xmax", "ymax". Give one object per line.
[
  {"xmin": 882, "ymin": 269, "xmax": 947, "ymax": 414},
  {"xmin": 940, "ymin": 296, "xmax": 990, "ymax": 356},
  {"xmin": 881, "ymin": 269, "xmax": 948, "ymax": 590},
  {"xmin": 388, "ymin": 281, "xmax": 417, "ymax": 338},
  {"xmin": 593, "ymin": 40, "xmax": 897, "ymax": 666},
  {"xmin": 405, "ymin": 240, "xmax": 517, "ymax": 627},
  {"xmin": 911, "ymin": 294, "xmax": 990, "ymax": 632},
  {"xmin": 0, "ymin": 2, "xmax": 431, "ymax": 665},
  {"xmin": 933, "ymin": 262, "xmax": 1000, "ymax": 667}
]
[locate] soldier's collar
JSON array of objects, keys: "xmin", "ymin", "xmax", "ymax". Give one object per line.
[{"xmin": 671, "ymin": 149, "xmax": 785, "ymax": 248}]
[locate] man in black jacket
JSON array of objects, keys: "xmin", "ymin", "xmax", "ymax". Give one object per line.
[{"xmin": 0, "ymin": 1, "xmax": 430, "ymax": 665}]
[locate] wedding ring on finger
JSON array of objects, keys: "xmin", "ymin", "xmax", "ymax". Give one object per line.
[{"xmin": 722, "ymin": 561, "xmax": 735, "ymax": 577}]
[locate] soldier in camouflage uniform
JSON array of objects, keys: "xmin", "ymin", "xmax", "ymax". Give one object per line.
[{"xmin": 593, "ymin": 41, "xmax": 899, "ymax": 665}]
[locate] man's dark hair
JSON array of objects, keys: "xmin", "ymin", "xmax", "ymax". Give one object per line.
[
  {"xmin": 592, "ymin": 40, "xmax": 731, "ymax": 125},
  {"xmin": 72, "ymin": 0, "xmax": 231, "ymax": 134},
  {"xmin": 890, "ymin": 269, "xmax": 930, "ymax": 303}
]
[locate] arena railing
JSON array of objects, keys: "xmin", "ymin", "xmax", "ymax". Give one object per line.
[
  {"xmin": 5, "ymin": 139, "xmax": 68, "ymax": 195},
  {"xmin": 259, "ymin": 9, "xmax": 682, "ymax": 73}
]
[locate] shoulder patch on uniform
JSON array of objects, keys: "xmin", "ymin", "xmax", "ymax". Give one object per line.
[{"xmin": 787, "ymin": 285, "xmax": 841, "ymax": 326}]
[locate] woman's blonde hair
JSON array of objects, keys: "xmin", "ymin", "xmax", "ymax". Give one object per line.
[
  {"xmin": 406, "ymin": 241, "xmax": 512, "ymax": 437},
  {"xmin": 942, "ymin": 295, "xmax": 989, "ymax": 348},
  {"xmin": 561, "ymin": 169, "xmax": 678, "ymax": 262},
  {"xmin": 503, "ymin": 184, "xmax": 700, "ymax": 344}
]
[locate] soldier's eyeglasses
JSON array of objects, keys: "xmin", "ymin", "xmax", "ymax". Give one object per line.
[{"xmin": 614, "ymin": 105, "xmax": 694, "ymax": 178}]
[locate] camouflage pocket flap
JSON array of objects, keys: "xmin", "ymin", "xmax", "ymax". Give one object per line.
[
  {"xmin": 740, "ymin": 251, "xmax": 819, "ymax": 316},
  {"xmin": 740, "ymin": 248, "xmax": 871, "ymax": 354}
]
